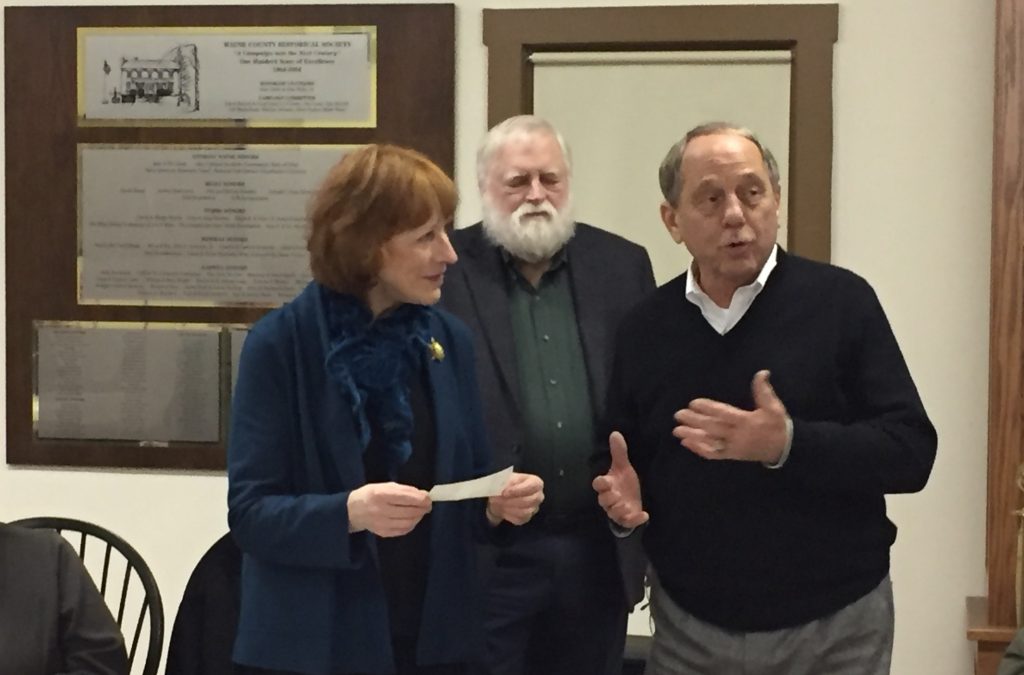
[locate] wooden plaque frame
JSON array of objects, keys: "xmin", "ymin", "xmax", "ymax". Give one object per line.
[{"xmin": 4, "ymin": 4, "xmax": 455, "ymax": 470}]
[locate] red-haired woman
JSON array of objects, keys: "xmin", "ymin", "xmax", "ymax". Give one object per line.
[{"xmin": 227, "ymin": 145, "xmax": 543, "ymax": 675}]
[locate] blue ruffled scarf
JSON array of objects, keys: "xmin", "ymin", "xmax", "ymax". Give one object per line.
[{"xmin": 321, "ymin": 286, "xmax": 433, "ymax": 478}]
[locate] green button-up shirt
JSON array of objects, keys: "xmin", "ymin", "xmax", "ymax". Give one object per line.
[{"xmin": 505, "ymin": 250, "xmax": 596, "ymax": 517}]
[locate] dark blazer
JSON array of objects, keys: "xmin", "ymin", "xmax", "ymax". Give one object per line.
[
  {"xmin": 228, "ymin": 282, "xmax": 492, "ymax": 675},
  {"xmin": 440, "ymin": 222, "xmax": 655, "ymax": 606}
]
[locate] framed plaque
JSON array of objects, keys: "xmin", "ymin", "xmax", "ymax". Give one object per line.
[
  {"xmin": 78, "ymin": 26, "xmax": 377, "ymax": 127},
  {"xmin": 34, "ymin": 321, "xmax": 222, "ymax": 444},
  {"xmin": 77, "ymin": 143, "xmax": 351, "ymax": 307}
]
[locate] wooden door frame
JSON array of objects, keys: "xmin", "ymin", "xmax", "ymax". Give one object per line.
[
  {"xmin": 483, "ymin": 4, "xmax": 839, "ymax": 263},
  {"xmin": 985, "ymin": 0, "xmax": 1024, "ymax": 630}
]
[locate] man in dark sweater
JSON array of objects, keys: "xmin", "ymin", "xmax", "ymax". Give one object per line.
[
  {"xmin": 441, "ymin": 115, "xmax": 655, "ymax": 675},
  {"xmin": 593, "ymin": 122, "xmax": 936, "ymax": 675}
]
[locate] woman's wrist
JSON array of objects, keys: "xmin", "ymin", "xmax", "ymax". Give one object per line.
[
  {"xmin": 485, "ymin": 501, "xmax": 502, "ymax": 527},
  {"xmin": 347, "ymin": 489, "xmax": 366, "ymax": 533}
]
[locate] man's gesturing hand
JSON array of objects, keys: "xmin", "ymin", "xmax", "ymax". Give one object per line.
[
  {"xmin": 592, "ymin": 431, "xmax": 649, "ymax": 529},
  {"xmin": 673, "ymin": 369, "xmax": 790, "ymax": 464}
]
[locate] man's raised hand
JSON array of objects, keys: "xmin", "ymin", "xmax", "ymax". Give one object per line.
[{"xmin": 592, "ymin": 431, "xmax": 649, "ymax": 529}]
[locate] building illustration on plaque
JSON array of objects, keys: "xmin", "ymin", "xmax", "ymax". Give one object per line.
[
  {"xmin": 104, "ymin": 44, "xmax": 199, "ymax": 111},
  {"xmin": 81, "ymin": 27, "xmax": 376, "ymax": 126}
]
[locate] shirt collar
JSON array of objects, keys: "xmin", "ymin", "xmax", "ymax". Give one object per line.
[
  {"xmin": 685, "ymin": 244, "xmax": 779, "ymax": 307},
  {"xmin": 500, "ymin": 244, "xmax": 569, "ymax": 280}
]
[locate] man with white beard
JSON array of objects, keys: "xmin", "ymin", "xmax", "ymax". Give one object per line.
[{"xmin": 440, "ymin": 115, "xmax": 656, "ymax": 675}]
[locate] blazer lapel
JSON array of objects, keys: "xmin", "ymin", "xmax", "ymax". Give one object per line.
[
  {"xmin": 423, "ymin": 314, "xmax": 468, "ymax": 484},
  {"xmin": 566, "ymin": 233, "xmax": 609, "ymax": 420},
  {"xmin": 458, "ymin": 237, "xmax": 522, "ymax": 414},
  {"xmin": 425, "ymin": 345, "xmax": 456, "ymax": 484}
]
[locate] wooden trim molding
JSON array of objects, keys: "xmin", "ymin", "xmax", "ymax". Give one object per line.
[
  {"xmin": 482, "ymin": 4, "xmax": 839, "ymax": 263},
  {"xmin": 970, "ymin": 596, "xmax": 1021, "ymax": 675},
  {"xmin": 986, "ymin": 0, "xmax": 1024, "ymax": 631},
  {"xmin": 970, "ymin": 1, "xmax": 1024, "ymax": 672},
  {"xmin": 969, "ymin": 595, "xmax": 1019, "ymax": 674}
]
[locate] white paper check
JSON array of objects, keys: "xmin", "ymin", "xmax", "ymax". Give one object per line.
[{"xmin": 429, "ymin": 466, "xmax": 514, "ymax": 502}]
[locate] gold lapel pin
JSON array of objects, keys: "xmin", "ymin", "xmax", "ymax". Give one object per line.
[{"xmin": 428, "ymin": 338, "xmax": 445, "ymax": 362}]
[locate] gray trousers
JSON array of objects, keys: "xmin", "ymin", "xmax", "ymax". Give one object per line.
[{"xmin": 644, "ymin": 574, "xmax": 894, "ymax": 675}]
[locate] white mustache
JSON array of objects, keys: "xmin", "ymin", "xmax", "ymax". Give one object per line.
[{"xmin": 513, "ymin": 202, "xmax": 558, "ymax": 223}]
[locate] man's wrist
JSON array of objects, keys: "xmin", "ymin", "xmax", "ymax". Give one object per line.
[
  {"xmin": 608, "ymin": 519, "xmax": 636, "ymax": 538},
  {"xmin": 763, "ymin": 416, "xmax": 794, "ymax": 469}
]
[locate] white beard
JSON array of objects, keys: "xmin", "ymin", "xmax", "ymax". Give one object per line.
[{"xmin": 481, "ymin": 195, "xmax": 576, "ymax": 263}]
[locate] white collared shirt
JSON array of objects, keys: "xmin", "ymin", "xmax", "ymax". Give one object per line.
[{"xmin": 684, "ymin": 244, "xmax": 779, "ymax": 335}]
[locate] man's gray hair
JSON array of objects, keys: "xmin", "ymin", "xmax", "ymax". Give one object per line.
[
  {"xmin": 658, "ymin": 122, "xmax": 780, "ymax": 206},
  {"xmin": 476, "ymin": 115, "xmax": 572, "ymax": 189}
]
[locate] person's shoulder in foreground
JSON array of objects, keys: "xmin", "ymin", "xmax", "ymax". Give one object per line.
[{"xmin": 0, "ymin": 522, "xmax": 128, "ymax": 675}]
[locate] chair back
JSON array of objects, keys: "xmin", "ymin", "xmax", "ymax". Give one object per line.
[
  {"xmin": 166, "ymin": 533, "xmax": 242, "ymax": 675},
  {"xmin": 11, "ymin": 517, "xmax": 164, "ymax": 675}
]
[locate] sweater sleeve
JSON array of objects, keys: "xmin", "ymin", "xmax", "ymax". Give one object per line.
[
  {"xmin": 599, "ymin": 318, "xmax": 653, "ymax": 481},
  {"xmin": 782, "ymin": 278, "xmax": 937, "ymax": 494},
  {"xmin": 592, "ymin": 246, "xmax": 656, "ymax": 478},
  {"xmin": 636, "ymin": 246, "xmax": 657, "ymax": 296},
  {"xmin": 227, "ymin": 321, "xmax": 368, "ymax": 570}
]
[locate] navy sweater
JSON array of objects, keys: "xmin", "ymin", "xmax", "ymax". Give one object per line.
[{"xmin": 607, "ymin": 250, "xmax": 936, "ymax": 631}]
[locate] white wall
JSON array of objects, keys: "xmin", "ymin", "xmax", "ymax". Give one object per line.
[
  {"xmin": 0, "ymin": 0, "xmax": 994, "ymax": 673},
  {"xmin": 533, "ymin": 50, "xmax": 792, "ymax": 285}
]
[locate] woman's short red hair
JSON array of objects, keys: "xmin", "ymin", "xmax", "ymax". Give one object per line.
[{"xmin": 307, "ymin": 144, "xmax": 457, "ymax": 295}]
